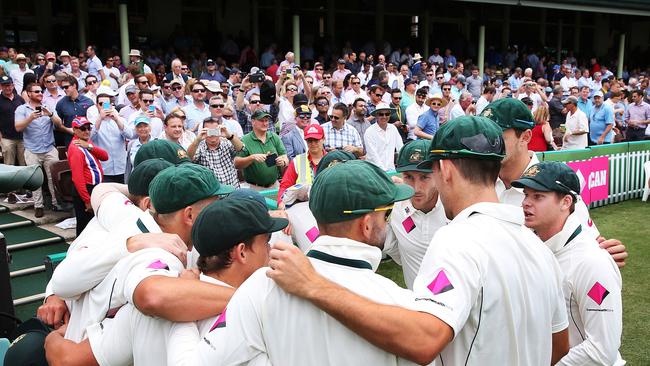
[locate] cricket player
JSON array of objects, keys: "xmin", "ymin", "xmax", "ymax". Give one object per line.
[
  {"xmin": 480, "ymin": 98, "xmax": 628, "ymax": 267},
  {"xmin": 383, "ymin": 139, "xmax": 449, "ymax": 289},
  {"xmin": 267, "ymin": 116, "xmax": 570, "ymax": 365},
  {"xmin": 44, "ymin": 196, "xmax": 286, "ymax": 366},
  {"xmin": 168, "ymin": 160, "xmax": 420, "ymax": 365},
  {"xmin": 39, "ymin": 139, "xmax": 191, "ymax": 333},
  {"xmin": 513, "ymin": 161, "xmax": 624, "ymax": 365}
]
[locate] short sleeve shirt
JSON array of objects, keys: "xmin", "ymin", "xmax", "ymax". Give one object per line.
[
  {"xmin": 238, "ymin": 131, "xmax": 287, "ymax": 186},
  {"xmin": 15, "ymin": 103, "xmax": 56, "ymax": 153}
]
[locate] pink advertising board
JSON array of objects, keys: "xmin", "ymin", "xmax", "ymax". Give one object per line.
[{"xmin": 566, "ymin": 156, "xmax": 609, "ymax": 205}]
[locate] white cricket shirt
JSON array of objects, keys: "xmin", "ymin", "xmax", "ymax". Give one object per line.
[
  {"xmin": 384, "ymin": 197, "xmax": 449, "ymax": 289},
  {"xmin": 412, "ymin": 202, "xmax": 568, "ymax": 365}
]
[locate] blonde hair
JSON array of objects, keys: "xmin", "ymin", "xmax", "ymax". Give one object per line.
[{"xmin": 533, "ymin": 105, "xmax": 549, "ymax": 126}]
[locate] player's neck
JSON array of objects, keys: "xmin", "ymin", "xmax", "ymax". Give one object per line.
[
  {"xmin": 209, "ymin": 267, "xmax": 247, "ymax": 288},
  {"xmin": 500, "ymin": 151, "xmax": 531, "ymax": 188},
  {"xmin": 447, "ymin": 184, "xmax": 499, "ymax": 219},
  {"xmin": 536, "ymin": 214, "xmax": 570, "ymax": 242}
]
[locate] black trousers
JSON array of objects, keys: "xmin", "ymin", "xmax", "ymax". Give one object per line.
[
  {"xmin": 103, "ymin": 174, "xmax": 125, "ymax": 184},
  {"xmin": 626, "ymin": 127, "xmax": 646, "ymax": 142},
  {"xmin": 72, "ymin": 184, "xmax": 96, "ymax": 236}
]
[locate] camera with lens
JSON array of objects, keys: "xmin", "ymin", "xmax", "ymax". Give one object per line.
[{"xmin": 250, "ymin": 71, "xmax": 265, "ymax": 83}]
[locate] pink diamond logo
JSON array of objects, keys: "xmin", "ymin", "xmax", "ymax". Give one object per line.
[
  {"xmin": 402, "ymin": 216, "xmax": 416, "ymax": 233},
  {"xmin": 427, "ymin": 269, "xmax": 454, "ymax": 295},
  {"xmin": 146, "ymin": 260, "xmax": 169, "ymax": 270},
  {"xmin": 209, "ymin": 308, "xmax": 227, "ymax": 332},
  {"xmin": 305, "ymin": 227, "xmax": 320, "ymax": 243},
  {"xmin": 587, "ymin": 282, "xmax": 609, "ymax": 305}
]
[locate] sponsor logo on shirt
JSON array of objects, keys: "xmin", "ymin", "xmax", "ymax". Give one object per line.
[
  {"xmin": 427, "ymin": 269, "xmax": 454, "ymax": 295},
  {"xmin": 305, "ymin": 226, "xmax": 320, "ymax": 243},
  {"xmin": 402, "ymin": 216, "xmax": 416, "ymax": 233},
  {"xmin": 146, "ymin": 260, "xmax": 169, "ymax": 270},
  {"xmin": 587, "ymin": 281, "xmax": 609, "ymax": 305},
  {"xmin": 209, "ymin": 308, "xmax": 227, "ymax": 332}
]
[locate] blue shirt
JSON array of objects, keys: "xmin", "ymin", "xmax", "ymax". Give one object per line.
[
  {"xmin": 88, "ymin": 106, "xmax": 134, "ymax": 175},
  {"xmin": 182, "ymin": 102, "xmax": 210, "ymax": 131},
  {"xmin": 416, "ymin": 109, "xmax": 439, "ymax": 137},
  {"xmin": 577, "ymin": 98, "xmax": 593, "ymax": 119},
  {"xmin": 15, "ymin": 104, "xmax": 56, "ymax": 153},
  {"xmin": 55, "ymin": 95, "xmax": 94, "ymax": 145},
  {"xmin": 589, "ymin": 103, "xmax": 615, "ymax": 143}
]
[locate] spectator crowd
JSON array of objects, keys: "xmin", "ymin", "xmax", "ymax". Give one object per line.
[{"xmin": 0, "ymin": 39, "xmax": 634, "ymax": 366}]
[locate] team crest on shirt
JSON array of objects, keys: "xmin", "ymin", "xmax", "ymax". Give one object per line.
[
  {"xmin": 327, "ymin": 159, "xmax": 343, "ymax": 169},
  {"xmin": 587, "ymin": 281, "xmax": 609, "ymax": 305},
  {"xmin": 522, "ymin": 165, "xmax": 540, "ymax": 177},
  {"xmin": 427, "ymin": 269, "xmax": 454, "ymax": 295},
  {"xmin": 209, "ymin": 308, "xmax": 227, "ymax": 331},
  {"xmin": 409, "ymin": 150, "xmax": 423, "ymax": 163},
  {"xmin": 177, "ymin": 148, "xmax": 188, "ymax": 159}
]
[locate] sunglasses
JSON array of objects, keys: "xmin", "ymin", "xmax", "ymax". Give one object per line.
[
  {"xmin": 107, "ymin": 59, "xmax": 114, "ymax": 62},
  {"xmin": 87, "ymin": 80, "xmax": 98, "ymax": 85},
  {"xmin": 343, "ymin": 204, "xmax": 394, "ymax": 221},
  {"xmin": 162, "ymin": 85, "xmax": 171, "ymax": 89},
  {"xmin": 47, "ymin": 58, "xmax": 55, "ymax": 61},
  {"xmin": 316, "ymin": 102, "xmax": 329, "ymax": 106},
  {"xmin": 37, "ymin": 58, "xmax": 45, "ymax": 61},
  {"xmin": 315, "ymin": 67, "xmax": 323, "ymax": 71},
  {"xmin": 172, "ymin": 86, "xmax": 183, "ymax": 91},
  {"xmin": 375, "ymin": 94, "xmax": 383, "ymax": 97},
  {"xmin": 249, "ymin": 100, "xmax": 261, "ymax": 104},
  {"xmin": 76, "ymin": 126, "xmax": 92, "ymax": 132},
  {"xmin": 436, "ymin": 76, "xmax": 444, "ymax": 79},
  {"xmin": 181, "ymin": 67, "xmax": 189, "ymax": 71},
  {"xmin": 430, "ymin": 102, "xmax": 442, "ymax": 106},
  {"xmin": 192, "ymin": 89, "xmax": 206, "ymax": 93},
  {"xmin": 297, "ymin": 114, "xmax": 311, "ymax": 119},
  {"xmin": 137, "ymin": 80, "xmax": 149, "ymax": 84},
  {"xmin": 142, "ymin": 99, "xmax": 155, "ymax": 104},
  {"xmin": 323, "ymin": 76, "xmax": 331, "ymax": 79},
  {"xmin": 287, "ymin": 87, "xmax": 298, "ymax": 92},
  {"xmin": 351, "ymin": 82, "xmax": 360, "ymax": 85},
  {"xmin": 330, "ymin": 115, "xmax": 341, "ymax": 120},
  {"xmin": 376, "ymin": 112, "xmax": 391, "ymax": 117},
  {"xmin": 45, "ymin": 79, "xmax": 56, "ymax": 83},
  {"xmin": 442, "ymin": 88, "xmax": 451, "ymax": 91},
  {"xmin": 426, "ymin": 73, "xmax": 434, "ymax": 76},
  {"xmin": 392, "ymin": 96, "xmax": 402, "ymax": 100},
  {"xmin": 30, "ymin": 89, "xmax": 43, "ymax": 93},
  {"xmin": 61, "ymin": 85, "xmax": 72, "ymax": 90},
  {"xmin": 210, "ymin": 104, "xmax": 225, "ymax": 108}
]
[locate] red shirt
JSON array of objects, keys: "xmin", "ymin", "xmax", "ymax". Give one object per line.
[
  {"xmin": 277, "ymin": 151, "xmax": 325, "ymax": 204},
  {"xmin": 67, "ymin": 136, "xmax": 109, "ymax": 203},
  {"xmin": 528, "ymin": 124, "xmax": 548, "ymax": 152}
]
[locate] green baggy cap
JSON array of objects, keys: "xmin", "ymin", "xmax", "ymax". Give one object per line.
[
  {"xmin": 480, "ymin": 98, "xmax": 535, "ymax": 130},
  {"xmin": 315, "ymin": 150, "xmax": 357, "ymax": 176},
  {"xmin": 128, "ymin": 158, "xmax": 174, "ymax": 196},
  {"xmin": 512, "ymin": 161, "xmax": 580, "ymax": 197},
  {"xmin": 149, "ymin": 164, "xmax": 235, "ymax": 214},
  {"xmin": 418, "ymin": 115, "xmax": 505, "ymax": 169},
  {"xmin": 133, "ymin": 139, "xmax": 191, "ymax": 168},
  {"xmin": 192, "ymin": 196, "xmax": 288, "ymax": 257},
  {"xmin": 310, "ymin": 160, "xmax": 414, "ymax": 223},
  {"xmin": 396, "ymin": 139, "xmax": 431, "ymax": 173}
]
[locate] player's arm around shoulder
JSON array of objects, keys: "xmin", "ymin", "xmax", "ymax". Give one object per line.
[{"xmin": 267, "ymin": 241, "xmax": 452, "ymax": 365}]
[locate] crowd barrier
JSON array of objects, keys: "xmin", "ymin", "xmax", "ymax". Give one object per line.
[
  {"xmin": 260, "ymin": 141, "xmax": 650, "ymax": 210},
  {"xmin": 539, "ymin": 141, "xmax": 650, "ymax": 208}
]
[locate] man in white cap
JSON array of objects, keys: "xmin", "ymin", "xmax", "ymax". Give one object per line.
[
  {"xmin": 414, "ymin": 93, "xmax": 445, "ymax": 140},
  {"xmin": 59, "ymin": 51, "xmax": 72, "ymax": 72},
  {"xmin": 128, "ymin": 49, "xmax": 152, "ymax": 74},
  {"xmin": 364, "ymin": 103, "xmax": 404, "ymax": 171},
  {"xmin": 9, "ymin": 53, "xmax": 34, "ymax": 93}
]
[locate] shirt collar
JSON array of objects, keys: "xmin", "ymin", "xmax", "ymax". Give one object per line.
[
  {"xmin": 307, "ymin": 235, "xmax": 382, "ymax": 272},
  {"xmin": 452, "ymin": 202, "xmax": 524, "ymax": 226},
  {"xmin": 544, "ymin": 213, "xmax": 583, "ymax": 254}
]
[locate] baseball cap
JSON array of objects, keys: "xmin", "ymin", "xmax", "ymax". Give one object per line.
[
  {"xmin": 149, "ymin": 164, "xmax": 235, "ymax": 214},
  {"xmin": 192, "ymin": 197, "xmax": 287, "ymax": 257},
  {"xmin": 125, "ymin": 85, "xmax": 138, "ymax": 94},
  {"xmin": 416, "ymin": 88, "xmax": 428, "ymax": 97},
  {"xmin": 315, "ymin": 150, "xmax": 357, "ymax": 176},
  {"xmin": 553, "ymin": 64, "xmax": 561, "ymax": 70},
  {"xmin": 562, "ymin": 96, "xmax": 579, "ymax": 105},
  {"xmin": 134, "ymin": 116, "xmax": 150, "ymax": 126},
  {"xmin": 293, "ymin": 93, "xmax": 309, "ymax": 107},
  {"xmin": 205, "ymin": 80, "xmax": 222, "ymax": 93},
  {"xmin": 304, "ymin": 123, "xmax": 324, "ymax": 140},
  {"xmin": 456, "ymin": 75, "xmax": 466, "ymax": 85},
  {"xmin": 310, "ymin": 160, "xmax": 413, "ymax": 223},
  {"xmin": 593, "ymin": 91, "xmax": 604, "ymax": 98},
  {"xmin": 206, "ymin": 58, "xmax": 215, "ymax": 65},
  {"xmin": 72, "ymin": 116, "xmax": 91, "ymax": 128},
  {"xmin": 480, "ymin": 98, "xmax": 534, "ymax": 130},
  {"xmin": 295, "ymin": 104, "xmax": 311, "ymax": 116},
  {"xmin": 337, "ymin": 58, "xmax": 346, "ymax": 64},
  {"xmin": 512, "ymin": 161, "xmax": 580, "ymax": 199},
  {"xmin": 396, "ymin": 139, "xmax": 431, "ymax": 173},
  {"xmin": 228, "ymin": 188, "xmax": 267, "ymax": 207},
  {"xmin": 418, "ymin": 115, "xmax": 505, "ymax": 169},
  {"xmin": 169, "ymin": 79, "xmax": 182, "ymax": 86},
  {"xmin": 404, "ymin": 78, "xmax": 417, "ymax": 86},
  {"xmin": 251, "ymin": 110, "xmax": 271, "ymax": 120},
  {"xmin": 133, "ymin": 139, "xmax": 191, "ymax": 167},
  {"xmin": 0, "ymin": 75, "xmax": 12, "ymax": 84},
  {"xmin": 128, "ymin": 158, "xmax": 174, "ymax": 196},
  {"xmin": 3, "ymin": 330, "xmax": 49, "ymax": 366}
]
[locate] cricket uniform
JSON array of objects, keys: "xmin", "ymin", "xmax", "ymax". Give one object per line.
[
  {"xmin": 384, "ymin": 197, "xmax": 449, "ymax": 289},
  {"xmin": 412, "ymin": 202, "xmax": 568, "ymax": 365},
  {"xmin": 285, "ymin": 201, "xmax": 319, "ymax": 252},
  {"xmin": 168, "ymin": 236, "xmax": 419, "ymax": 366},
  {"xmin": 86, "ymin": 275, "xmax": 257, "ymax": 366},
  {"xmin": 547, "ymin": 214, "xmax": 625, "ymax": 366},
  {"xmin": 496, "ymin": 152, "xmax": 601, "ymax": 239}
]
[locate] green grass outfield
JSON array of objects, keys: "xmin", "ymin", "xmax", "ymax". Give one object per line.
[{"xmin": 377, "ymin": 199, "xmax": 649, "ymax": 365}]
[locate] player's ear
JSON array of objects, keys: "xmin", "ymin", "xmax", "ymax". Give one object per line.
[
  {"xmin": 232, "ymin": 243, "xmax": 247, "ymax": 263},
  {"xmin": 140, "ymin": 196, "xmax": 151, "ymax": 211}
]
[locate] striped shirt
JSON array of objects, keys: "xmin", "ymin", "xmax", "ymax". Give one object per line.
[
  {"xmin": 68, "ymin": 137, "xmax": 109, "ymax": 203},
  {"xmin": 321, "ymin": 122, "xmax": 363, "ymax": 150}
]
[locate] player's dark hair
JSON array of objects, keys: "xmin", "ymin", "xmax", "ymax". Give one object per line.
[{"xmin": 198, "ymin": 238, "xmax": 255, "ymax": 273}]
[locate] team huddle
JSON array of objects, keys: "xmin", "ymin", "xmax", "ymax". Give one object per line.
[{"xmin": 6, "ymin": 98, "xmax": 625, "ymax": 365}]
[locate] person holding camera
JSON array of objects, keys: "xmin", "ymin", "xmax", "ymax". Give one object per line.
[
  {"xmin": 188, "ymin": 116, "xmax": 243, "ymax": 188},
  {"xmin": 516, "ymin": 79, "xmax": 547, "ymax": 112},
  {"xmin": 14, "ymin": 82, "xmax": 65, "ymax": 217}
]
